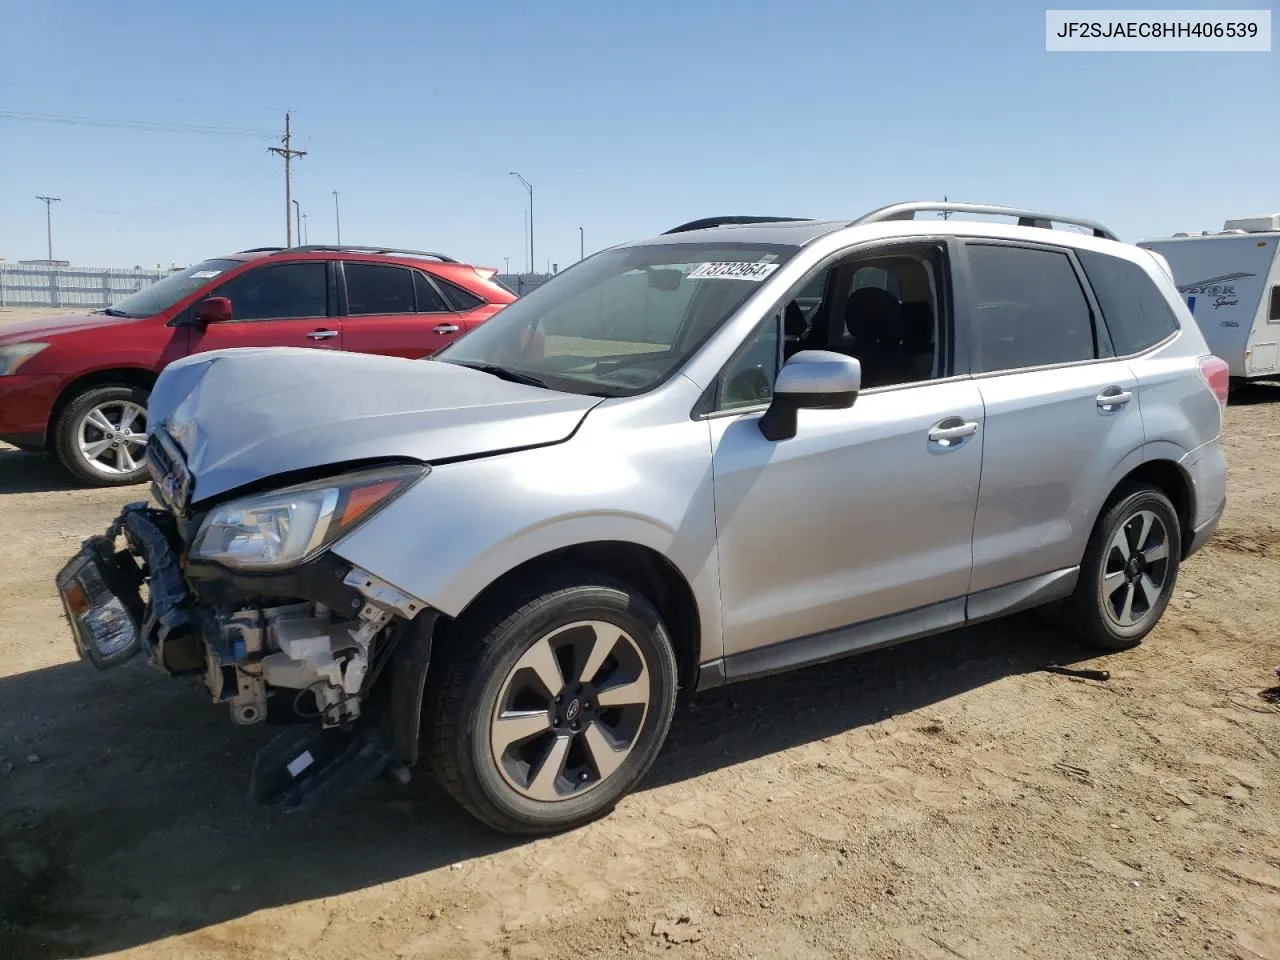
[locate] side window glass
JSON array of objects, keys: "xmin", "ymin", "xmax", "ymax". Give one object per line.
[
  {"xmin": 213, "ymin": 262, "xmax": 327, "ymax": 321},
  {"xmin": 435, "ymin": 276, "xmax": 485, "ymax": 312},
  {"xmin": 346, "ymin": 263, "xmax": 415, "ymax": 315},
  {"xmin": 1270, "ymin": 285, "xmax": 1280, "ymax": 323},
  {"xmin": 966, "ymin": 244, "xmax": 1095, "ymax": 373},
  {"xmin": 717, "ymin": 316, "xmax": 780, "ymax": 409},
  {"xmin": 413, "ymin": 271, "xmax": 450, "ymax": 313},
  {"xmin": 1077, "ymin": 249, "xmax": 1179, "ymax": 353}
]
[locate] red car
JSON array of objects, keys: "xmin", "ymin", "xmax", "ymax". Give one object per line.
[{"xmin": 0, "ymin": 245, "xmax": 514, "ymax": 486}]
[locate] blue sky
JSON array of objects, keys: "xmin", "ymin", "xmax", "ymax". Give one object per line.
[{"xmin": 0, "ymin": 0, "xmax": 1275, "ymax": 270}]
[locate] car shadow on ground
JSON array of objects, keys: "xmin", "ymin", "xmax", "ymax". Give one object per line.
[
  {"xmin": 1229, "ymin": 381, "xmax": 1280, "ymax": 406},
  {"xmin": 0, "ymin": 446, "xmax": 83, "ymax": 495},
  {"xmin": 1, "ymin": 612, "xmax": 1098, "ymax": 958}
]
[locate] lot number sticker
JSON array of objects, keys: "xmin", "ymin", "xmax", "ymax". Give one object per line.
[{"xmin": 687, "ymin": 261, "xmax": 780, "ymax": 281}]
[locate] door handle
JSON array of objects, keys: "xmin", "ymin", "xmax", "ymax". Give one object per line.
[
  {"xmin": 1096, "ymin": 387, "xmax": 1133, "ymax": 411},
  {"xmin": 928, "ymin": 419, "xmax": 979, "ymax": 446},
  {"xmin": 432, "ymin": 323, "xmax": 460, "ymax": 335},
  {"xmin": 307, "ymin": 329, "xmax": 339, "ymax": 341}
]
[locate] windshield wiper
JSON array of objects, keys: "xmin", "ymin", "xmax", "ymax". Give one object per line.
[
  {"xmin": 448, "ymin": 360, "xmax": 549, "ymax": 389},
  {"xmin": 96, "ymin": 307, "xmax": 129, "ymax": 317}
]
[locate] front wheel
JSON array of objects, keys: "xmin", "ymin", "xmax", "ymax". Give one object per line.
[
  {"xmin": 1067, "ymin": 484, "xmax": 1182, "ymax": 650},
  {"xmin": 53, "ymin": 384, "xmax": 151, "ymax": 486},
  {"xmin": 425, "ymin": 570, "xmax": 678, "ymax": 835}
]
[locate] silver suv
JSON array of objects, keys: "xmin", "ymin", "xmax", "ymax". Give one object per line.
[{"xmin": 57, "ymin": 202, "xmax": 1229, "ymax": 835}]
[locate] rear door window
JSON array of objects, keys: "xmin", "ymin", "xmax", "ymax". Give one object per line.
[
  {"xmin": 1076, "ymin": 249, "xmax": 1180, "ymax": 353},
  {"xmin": 965, "ymin": 243, "xmax": 1096, "ymax": 373},
  {"xmin": 345, "ymin": 263, "xmax": 415, "ymax": 315}
]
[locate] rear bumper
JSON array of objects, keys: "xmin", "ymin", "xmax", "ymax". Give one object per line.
[{"xmin": 0, "ymin": 374, "xmax": 61, "ymax": 441}]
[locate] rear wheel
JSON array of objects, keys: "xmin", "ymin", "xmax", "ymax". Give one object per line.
[
  {"xmin": 425, "ymin": 570, "xmax": 678, "ymax": 835},
  {"xmin": 1067, "ymin": 484, "xmax": 1181, "ymax": 650},
  {"xmin": 53, "ymin": 385, "xmax": 151, "ymax": 486}
]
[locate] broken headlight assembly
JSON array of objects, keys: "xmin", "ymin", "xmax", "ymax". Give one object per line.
[{"xmin": 191, "ymin": 463, "xmax": 428, "ymax": 572}]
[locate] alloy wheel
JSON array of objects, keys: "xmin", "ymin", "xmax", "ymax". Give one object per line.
[
  {"xmin": 77, "ymin": 400, "xmax": 147, "ymax": 476},
  {"xmin": 1100, "ymin": 508, "xmax": 1171, "ymax": 629},
  {"xmin": 489, "ymin": 620, "xmax": 651, "ymax": 802}
]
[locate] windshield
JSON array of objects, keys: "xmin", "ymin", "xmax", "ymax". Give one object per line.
[
  {"xmin": 106, "ymin": 259, "xmax": 241, "ymax": 318},
  {"xmin": 435, "ymin": 243, "xmax": 799, "ymax": 396}
]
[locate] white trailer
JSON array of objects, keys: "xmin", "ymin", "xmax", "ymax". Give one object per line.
[{"xmin": 1140, "ymin": 214, "xmax": 1280, "ymax": 388}]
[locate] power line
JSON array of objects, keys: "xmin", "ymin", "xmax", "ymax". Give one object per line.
[
  {"xmin": 267, "ymin": 112, "xmax": 307, "ymax": 246},
  {"xmin": 0, "ymin": 110, "xmax": 275, "ymax": 139}
]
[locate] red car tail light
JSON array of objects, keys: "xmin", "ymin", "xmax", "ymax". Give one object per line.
[{"xmin": 1198, "ymin": 354, "xmax": 1230, "ymax": 409}]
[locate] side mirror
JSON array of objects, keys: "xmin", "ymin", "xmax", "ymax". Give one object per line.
[
  {"xmin": 758, "ymin": 350, "xmax": 861, "ymax": 442},
  {"xmin": 195, "ymin": 296, "xmax": 232, "ymax": 325}
]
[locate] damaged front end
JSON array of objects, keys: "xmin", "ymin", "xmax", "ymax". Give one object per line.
[{"xmin": 55, "ymin": 434, "xmax": 437, "ymax": 812}]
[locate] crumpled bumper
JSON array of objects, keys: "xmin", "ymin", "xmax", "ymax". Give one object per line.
[{"xmin": 56, "ymin": 502, "xmax": 205, "ymax": 673}]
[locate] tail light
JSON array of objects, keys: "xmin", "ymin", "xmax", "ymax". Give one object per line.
[{"xmin": 1198, "ymin": 354, "xmax": 1230, "ymax": 408}]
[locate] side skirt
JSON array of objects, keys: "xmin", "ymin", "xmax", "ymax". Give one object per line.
[{"xmin": 697, "ymin": 567, "xmax": 1079, "ymax": 691}]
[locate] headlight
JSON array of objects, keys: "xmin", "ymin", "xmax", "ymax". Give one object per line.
[
  {"xmin": 191, "ymin": 464, "xmax": 427, "ymax": 571},
  {"xmin": 0, "ymin": 342, "xmax": 49, "ymax": 376}
]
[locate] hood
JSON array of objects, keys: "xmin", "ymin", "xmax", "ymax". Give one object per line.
[
  {"xmin": 0, "ymin": 311, "xmax": 136, "ymax": 345},
  {"xmin": 148, "ymin": 347, "xmax": 603, "ymax": 504}
]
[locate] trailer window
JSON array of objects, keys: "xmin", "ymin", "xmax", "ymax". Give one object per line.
[
  {"xmin": 1076, "ymin": 249, "xmax": 1180, "ymax": 355},
  {"xmin": 1270, "ymin": 286, "xmax": 1280, "ymax": 323}
]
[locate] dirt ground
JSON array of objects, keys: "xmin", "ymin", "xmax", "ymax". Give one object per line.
[{"xmin": 2, "ymin": 390, "xmax": 1279, "ymax": 960}]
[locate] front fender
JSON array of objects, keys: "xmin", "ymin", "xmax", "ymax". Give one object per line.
[{"xmin": 331, "ymin": 411, "xmax": 724, "ymax": 665}]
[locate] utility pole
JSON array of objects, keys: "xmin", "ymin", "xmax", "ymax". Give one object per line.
[
  {"xmin": 579, "ymin": 226, "xmax": 584, "ymax": 261},
  {"xmin": 332, "ymin": 190, "xmax": 341, "ymax": 244},
  {"xmin": 36, "ymin": 195, "xmax": 60, "ymax": 263},
  {"xmin": 293, "ymin": 199, "xmax": 302, "ymax": 247},
  {"xmin": 268, "ymin": 112, "xmax": 306, "ymax": 246},
  {"xmin": 941, "ymin": 194, "xmax": 950, "ymax": 220},
  {"xmin": 510, "ymin": 171, "xmax": 533, "ymax": 275}
]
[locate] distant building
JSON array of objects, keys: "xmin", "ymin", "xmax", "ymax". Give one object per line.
[{"xmin": 19, "ymin": 259, "xmax": 71, "ymax": 267}]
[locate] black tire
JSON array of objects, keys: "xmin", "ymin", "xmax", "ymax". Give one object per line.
[
  {"xmin": 425, "ymin": 568, "xmax": 679, "ymax": 835},
  {"xmin": 1065, "ymin": 483, "xmax": 1181, "ymax": 650},
  {"xmin": 53, "ymin": 384, "xmax": 151, "ymax": 487}
]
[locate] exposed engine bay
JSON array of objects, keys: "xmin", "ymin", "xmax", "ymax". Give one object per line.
[{"xmin": 204, "ymin": 564, "xmax": 424, "ymax": 729}]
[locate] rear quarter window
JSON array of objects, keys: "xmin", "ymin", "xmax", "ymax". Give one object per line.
[
  {"xmin": 434, "ymin": 276, "xmax": 485, "ymax": 311},
  {"xmin": 1077, "ymin": 249, "xmax": 1180, "ymax": 355}
]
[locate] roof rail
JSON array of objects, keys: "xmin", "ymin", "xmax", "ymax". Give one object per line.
[
  {"xmin": 854, "ymin": 201, "xmax": 1120, "ymax": 242},
  {"xmin": 237, "ymin": 246, "xmax": 286, "ymax": 253},
  {"xmin": 275, "ymin": 245, "xmax": 459, "ymax": 262},
  {"xmin": 664, "ymin": 215, "xmax": 811, "ymax": 235}
]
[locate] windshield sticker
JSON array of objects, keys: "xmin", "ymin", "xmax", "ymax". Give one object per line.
[
  {"xmin": 190, "ymin": 270, "xmax": 223, "ymax": 279},
  {"xmin": 687, "ymin": 261, "xmax": 780, "ymax": 281}
]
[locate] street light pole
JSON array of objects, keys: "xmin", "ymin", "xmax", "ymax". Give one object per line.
[
  {"xmin": 301, "ymin": 212, "xmax": 308, "ymax": 244},
  {"xmin": 509, "ymin": 171, "xmax": 533, "ymax": 275},
  {"xmin": 579, "ymin": 226, "xmax": 584, "ymax": 261},
  {"xmin": 293, "ymin": 199, "xmax": 302, "ymax": 247},
  {"xmin": 504, "ymin": 256, "xmax": 510, "ymax": 274},
  {"xmin": 332, "ymin": 190, "xmax": 341, "ymax": 244}
]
